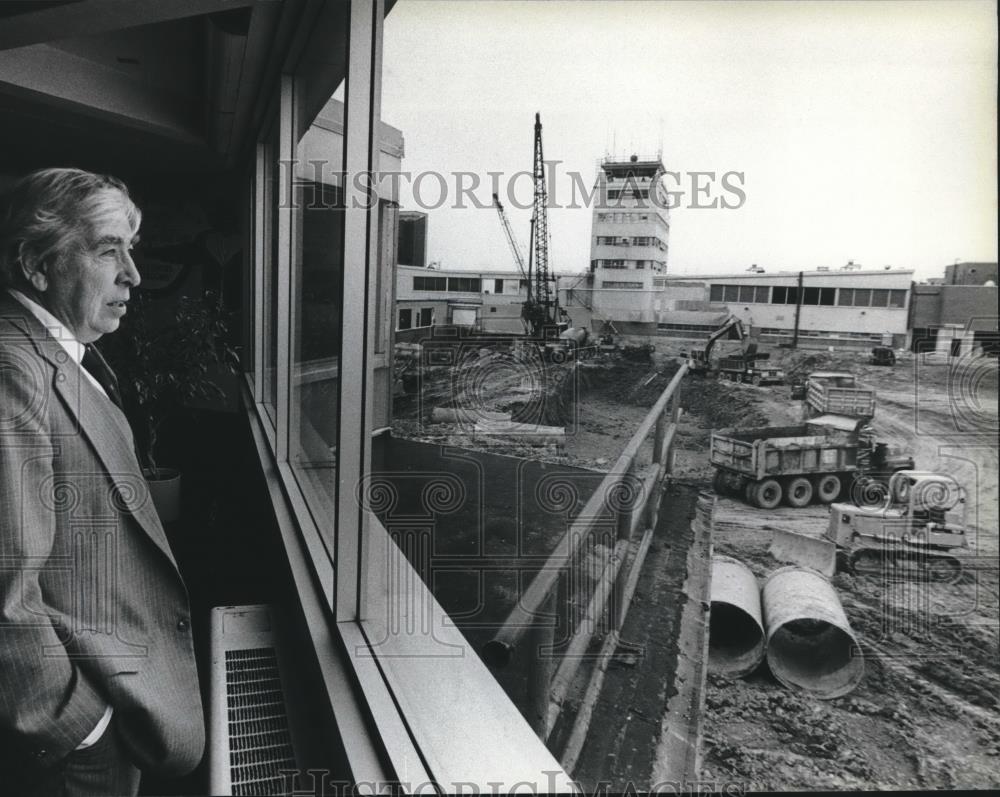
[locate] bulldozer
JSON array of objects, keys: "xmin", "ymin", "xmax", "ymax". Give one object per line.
[{"xmin": 825, "ymin": 470, "xmax": 970, "ymax": 581}]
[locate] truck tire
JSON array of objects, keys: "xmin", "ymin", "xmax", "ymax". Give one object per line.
[
  {"xmin": 744, "ymin": 481, "xmax": 757, "ymax": 505},
  {"xmin": 784, "ymin": 476, "xmax": 813, "ymax": 507},
  {"xmin": 815, "ymin": 474, "xmax": 842, "ymax": 503},
  {"xmin": 753, "ymin": 478, "xmax": 783, "ymax": 509}
]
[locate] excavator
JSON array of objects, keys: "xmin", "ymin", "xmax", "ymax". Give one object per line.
[{"xmin": 686, "ymin": 315, "xmax": 746, "ymax": 373}]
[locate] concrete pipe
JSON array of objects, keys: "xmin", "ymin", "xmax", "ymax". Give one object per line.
[
  {"xmin": 762, "ymin": 566, "xmax": 864, "ymax": 698},
  {"xmin": 709, "ymin": 555, "xmax": 765, "ymax": 678}
]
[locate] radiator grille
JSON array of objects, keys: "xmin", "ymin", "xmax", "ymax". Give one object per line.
[{"xmin": 225, "ymin": 648, "xmax": 296, "ymax": 795}]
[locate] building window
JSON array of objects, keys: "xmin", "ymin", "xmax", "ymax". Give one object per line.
[
  {"xmin": 414, "ymin": 275, "xmax": 447, "ymax": 291},
  {"xmin": 871, "ymin": 289, "xmax": 890, "ymax": 307},
  {"xmin": 724, "ymin": 285, "xmax": 739, "ymax": 302},
  {"xmin": 494, "ymin": 278, "xmax": 504, "ymax": 294},
  {"xmin": 801, "ymin": 287, "xmax": 836, "ymax": 305},
  {"xmin": 418, "ymin": 307, "xmax": 433, "ymax": 327},
  {"xmin": 852, "ymin": 288, "xmax": 872, "ymax": 307},
  {"xmin": 636, "ymin": 261, "xmax": 646, "ymax": 269},
  {"xmin": 771, "ymin": 286, "xmax": 799, "ymax": 304},
  {"xmin": 398, "ymin": 308, "xmax": 412, "ymax": 329},
  {"xmin": 889, "ymin": 289, "xmax": 906, "ymax": 307},
  {"xmin": 710, "ymin": 284, "xmax": 724, "ymax": 302},
  {"xmin": 602, "ymin": 280, "xmax": 644, "ymax": 288},
  {"xmin": 447, "ymin": 277, "xmax": 482, "ymax": 292}
]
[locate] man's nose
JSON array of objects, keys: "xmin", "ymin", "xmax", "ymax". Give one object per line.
[{"xmin": 120, "ymin": 251, "xmax": 141, "ymax": 287}]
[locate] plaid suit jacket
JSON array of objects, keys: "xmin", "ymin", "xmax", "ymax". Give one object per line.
[{"xmin": 0, "ymin": 292, "xmax": 204, "ymax": 775}]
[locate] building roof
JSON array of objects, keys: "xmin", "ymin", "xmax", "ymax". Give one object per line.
[{"xmin": 665, "ymin": 269, "xmax": 914, "ymax": 281}]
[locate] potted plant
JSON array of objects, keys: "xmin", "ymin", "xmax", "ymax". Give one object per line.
[{"xmin": 102, "ymin": 290, "xmax": 238, "ymax": 523}]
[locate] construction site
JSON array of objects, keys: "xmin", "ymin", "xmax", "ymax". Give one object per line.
[
  {"xmin": 389, "ymin": 332, "xmax": 998, "ymax": 790},
  {"xmin": 384, "ymin": 111, "xmax": 999, "ymax": 792}
]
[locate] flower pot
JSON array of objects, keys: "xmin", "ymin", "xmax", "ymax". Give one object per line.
[{"xmin": 145, "ymin": 468, "xmax": 182, "ymax": 524}]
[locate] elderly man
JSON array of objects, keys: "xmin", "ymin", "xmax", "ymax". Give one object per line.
[{"xmin": 0, "ymin": 169, "xmax": 204, "ymax": 796}]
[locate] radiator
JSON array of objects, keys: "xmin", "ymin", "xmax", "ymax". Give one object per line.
[{"xmin": 208, "ymin": 605, "xmax": 301, "ymax": 796}]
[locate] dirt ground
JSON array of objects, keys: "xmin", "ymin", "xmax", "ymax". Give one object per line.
[{"xmin": 393, "ymin": 338, "xmax": 1000, "ymax": 790}]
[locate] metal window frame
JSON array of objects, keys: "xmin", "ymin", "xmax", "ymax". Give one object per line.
[{"xmin": 242, "ymin": 1, "xmax": 575, "ymax": 788}]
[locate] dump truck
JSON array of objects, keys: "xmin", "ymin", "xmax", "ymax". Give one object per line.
[
  {"xmin": 710, "ymin": 416, "xmax": 914, "ymax": 509},
  {"xmin": 826, "ymin": 471, "xmax": 969, "ymax": 580},
  {"xmin": 803, "ymin": 371, "xmax": 876, "ymax": 418},
  {"xmin": 717, "ymin": 353, "xmax": 785, "ymax": 385}
]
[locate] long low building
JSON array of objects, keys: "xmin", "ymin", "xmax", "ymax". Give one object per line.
[
  {"xmin": 659, "ymin": 268, "xmax": 914, "ymax": 349},
  {"xmin": 395, "ymin": 262, "xmax": 997, "ymax": 355}
]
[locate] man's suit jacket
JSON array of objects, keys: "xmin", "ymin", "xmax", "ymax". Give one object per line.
[{"xmin": 0, "ymin": 292, "xmax": 205, "ymax": 775}]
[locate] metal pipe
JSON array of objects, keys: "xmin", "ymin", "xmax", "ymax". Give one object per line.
[
  {"xmin": 708, "ymin": 555, "xmax": 765, "ymax": 678},
  {"xmin": 762, "ymin": 566, "xmax": 864, "ymax": 698}
]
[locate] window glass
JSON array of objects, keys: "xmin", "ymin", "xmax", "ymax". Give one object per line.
[
  {"xmin": 871, "ymin": 289, "xmax": 890, "ymax": 307},
  {"xmin": 709, "ymin": 284, "xmax": 724, "ymax": 302},
  {"xmin": 398, "ymin": 308, "xmax": 412, "ymax": 329},
  {"xmin": 802, "ymin": 287, "xmax": 819, "ymax": 305},
  {"xmin": 819, "ymin": 287, "xmax": 836, "ymax": 306},
  {"xmin": 852, "ymin": 288, "xmax": 872, "ymax": 306},
  {"xmin": 260, "ymin": 118, "xmax": 280, "ymax": 422},
  {"xmin": 784, "ymin": 287, "xmax": 799, "ymax": 304},
  {"xmin": 772, "ymin": 286, "xmax": 787, "ymax": 304},
  {"xmin": 288, "ymin": 5, "xmax": 351, "ymax": 525},
  {"xmin": 723, "ymin": 285, "xmax": 739, "ymax": 302},
  {"xmin": 755, "ymin": 285, "xmax": 770, "ymax": 303},
  {"xmin": 419, "ymin": 307, "xmax": 434, "ymax": 327},
  {"xmin": 738, "ymin": 285, "xmax": 755, "ymax": 303},
  {"xmin": 838, "ymin": 288, "xmax": 853, "ymax": 306},
  {"xmin": 889, "ymin": 289, "xmax": 906, "ymax": 308}
]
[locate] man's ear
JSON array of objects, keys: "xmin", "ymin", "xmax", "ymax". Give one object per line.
[{"xmin": 17, "ymin": 243, "xmax": 49, "ymax": 291}]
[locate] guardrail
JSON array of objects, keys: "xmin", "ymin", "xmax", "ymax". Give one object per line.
[{"xmin": 483, "ymin": 364, "xmax": 688, "ymax": 756}]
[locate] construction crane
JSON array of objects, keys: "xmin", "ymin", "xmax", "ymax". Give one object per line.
[
  {"xmin": 522, "ymin": 112, "xmax": 565, "ymax": 337},
  {"xmin": 492, "ymin": 193, "xmax": 528, "ymax": 282}
]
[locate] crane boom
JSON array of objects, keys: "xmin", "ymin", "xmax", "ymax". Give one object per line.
[
  {"xmin": 523, "ymin": 112, "xmax": 562, "ymax": 335},
  {"xmin": 492, "ymin": 193, "xmax": 528, "ymax": 280}
]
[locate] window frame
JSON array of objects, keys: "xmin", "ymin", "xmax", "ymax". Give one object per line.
[{"xmin": 241, "ymin": 1, "xmax": 571, "ymax": 788}]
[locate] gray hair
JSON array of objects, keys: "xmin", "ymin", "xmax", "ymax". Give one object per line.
[{"xmin": 0, "ymin": 168, "xmax": 141, "ymax": 289}]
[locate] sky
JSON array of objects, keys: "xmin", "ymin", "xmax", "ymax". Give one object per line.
[{"xmin": 380, "ymin": 0, "xmax": 997, "ymax": 282}]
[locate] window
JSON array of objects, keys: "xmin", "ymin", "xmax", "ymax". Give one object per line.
[
  {"xmin": 771, "ymin": 286, "xmax": 799, "ymax": 304},
  {"xmin": 724, "ymin": 285, "xmax": 739, "ymax": 302},
  {"xmin": 889, "ymin": 289, "xmax": 906, "ymax": 307},
  {"xmin": 871, "ymin": 289, "xmax": 890, "ymax": 307},
  {"xmin": 755, "ymin": 285, "xmax": 770, "ymax": 303},
  {"xmin": 447, "ymin": 277, "xmax": 482, "ymax": 292},
  {"xmin": 819, "ymin": 287, "xmax": 835, "ymax": 305},
  {"xmin": 259, "ymin": 116, "xmax": 280, "ymax": 424},
  {"xmin": 602, "ymin": 280, "xmax": 644, "ymax": 288},
  {"xmin": 738, "ymin": 285, "xmax": 756, "ymax": 303},
  {"xmin": 802, "ymin": 287, "xmax": 834, "ymax": 305},
  {"xmin": 414, "ymin": 275, "xmax": 447, "ymax": 291},
  {"xmin": 244, "ymin": 2, "xmax": 572, "ymax": 789},
  {"xmin": 494, "ymin": 278, "xmax": 504, "ymax": 294},
  {"xmin": 852, "ymin": 288, "xmax": 872, "ymax": 306},
  {"xmin": 636, "ymin": 260, "xmax": 646, "ymax": 269},
  {"xmin": 838, "ymin": 288, "xmax": 853, "ymax": 306},
  {"xmin": 710, "ymin": 284, "xmax": 724, "ymax": 302},
  {"xmin": 607, "ymin": 189, "xmax": 621, "ymax": 200}
]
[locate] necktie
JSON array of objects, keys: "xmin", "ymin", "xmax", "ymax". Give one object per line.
[{"xmin": 82, "ymin": 343, "xmax": 125, "ymax": 411}]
